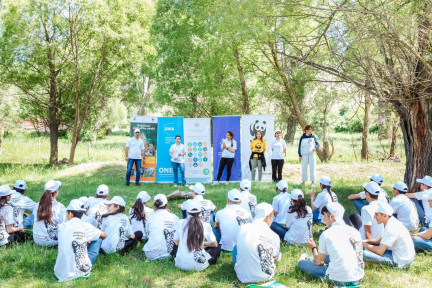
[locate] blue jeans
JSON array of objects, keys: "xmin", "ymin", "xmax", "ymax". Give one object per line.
[
  {"xmin": 126, "ymin": 159, "xmax": 142, "ymax": 184},
  {"xmin": 213, "ymin": 227, "xmax": 221, "ymax": 245},
  {"xmin": 363, "ymin": 249, "xmax": 397, "ymax": 267},
  {"xmin": 23, "ymin": 213, "xmax": 34, "ymax": 229},
  {"xmin": 312, "ymin": 209, "xmax": 320, "ymax": 223},
  {"xmin": 232, "ymin": 245, "xmax": 237, "ymax": 264},
  {"xmin": 353, "ymin": 199, "xmax": 369, "ymax": 214},
  {"xmin": 411, "ymin": 198, "xmax": 425, "ymax": 224},
  {"xmin": 412, "ymin": 236, "xmax": 432, "ymax": 251},
  {"xmin": 87, "ymin": 238, "xmax": 103, "ymax": 265},
  {"xmin": 171, "ymin": 161, "xmax": 186, "ymax": 186},
  {"xmin": 270, "ymin": 222, "xmax": 287, "ymax": 240}
]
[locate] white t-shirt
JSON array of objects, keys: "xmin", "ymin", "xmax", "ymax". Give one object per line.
[
  {"xmin": 274, "ymin": 193, "xmax": 291, "ymax": 225},
  {"xmin": 85, "ymin": 197, "xmax": 109, "ymax": 226},
  {"xmin": 313, "ymin": 189, "xmax": 338, "ymax": 224},
  {"xmin": 0, "ymin": 204, "xmax": 14, "ymax": 246},
  {"xmin": 169, "ymin": 143, "xmax": 186, "ymax": 163},
  {"xmin": 272, "ymin": 192, "xmax": 285, "ymax": 212},
  {"xmin": 173, "ymin": 217, "xmax": 216, "ymax": 271},
  {"xmin": 215, "ymin": 204, "xmax": 252, "ymax": 251},
  {"xmin": 129, "ymin": 206, "xmax": 154, "ymax": 239},
  {"xmin": 234, "ymin": 220, "xmax": 280, "ymax": 284},
  {"xmin": 390, "ymin": 194, "xmax": 419, "ymax": 231},
  {"xmin": 359, "ymin": 201, "xmax": 384, "ymax": 240},
  {"xmin": 181, "ymin": 195, "xmax": 216, "ymax": 224},
  {"xmin": 271, "ymin": 139, "xmax": 287, "ymax": 160},
  {"xmin": 381, "ymin": 216, "xmax": 415, "ymax": 267},
  {"xmin": 319, "ymin": 222, "xmax": 364, "ymax": 282},
  {"xmin": 33, "ymin": 200, "xmax": 67, "ymax": 246},
  {"xmin": 221, "ymin": 139, "xmax": 237, "ymax": 158},
  {"xmin": 415, "ymin": 190, "xmax": 432, "ymax": 223},
  {"xmin": 101, "ymin": 213, "xmax": 134, "ymax": 254},
  {"xmin": 54, "ymin": 217, "xmax": 102, "ymax": 282},
  {"xmin": 0, "ymin": 220, "xmax": 9, "ymax": 246},
  {"xmin": 284, "ymin": 206, "xmax": 313, "ymax": 245},
  {"xmin": 126, "ymin": 137, "xmax": 145, "ymax": 159},
  {"xmin": 239, "ymin": 191, "xmax": 258, "ymax": 218},
  {"xmin": 9, "ymin": 191, "xmax": 36, "ymax": 228},
  {"xmin": 358, "ymin": 190, "xmax": 389, "ymax": 203},
  {"xmin": 143, "ymin": 209, "xmax": 179, "ymax": 260},
  {"xmin": 81, "ymin": 214, "xmax": 98, "ymax": 228}
]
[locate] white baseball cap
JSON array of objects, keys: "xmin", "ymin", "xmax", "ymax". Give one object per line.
[
  {"xmin": 390, "ymin": 182, "xmax": 408, "ymax": 193},
  {"xmin": 189, "ymin": 183, "xmax": 205, "ymax": 195},
  {"xmin": 154, "ymin": 194, "xmax": 168, "ymax": 206},
  {"xmin": 362, "ymin": 182, "xmax": 381, "ymax": 196},
  {"xmin": 96, "ymin": 184, "xmax": 109, "ymax": 196},
  {"xmin": 44, "ymin": 180, "xmax": 62, "ymax": 192},
  {"xmin": 66, "ymin": 199, "xmax": 86, "ymax": 211},
  {"xmin": 274, "ymin": 129, "xmax": 281, "ymax": 134},
  {"xmin": 134, "ymin": 128, "xmax": 141, "ymax": 133},
  {"xmin": 78, "ymin": 196, "xmax": 90, "ymax": 209},
  {"xmin": 105, "ymin": 196, "xmax": 126, "ymax": 207},
  {"xmin": 137, "ymin": 191, "xmax": 151, "ymax": 203},
  {"xmin": 0, "ymin": 185, "xmax": 13, "ymax": 197},
  {"xmin": 317, "ymin": 176, "xmax": 332, "ymax": 187},
  {"xmin": 376, "ymin": 202, "xmax": 394, "ymax": 215},
  {"xmin": 276, "ymin": 180, "xmax": 288, "ymax": 191},
  {"xmin": 254, "ymin": 202, "xmax": 274, "ymax": 220},
  {"xmin": 291, "ymin": 189, "xmax": 304, "ymax": 201},
  {"xmin": 417, "ymin": 176, "xmax": 432, "ymax": 188},
  {"xmin": 186, "ymin": 199, "xmax": 202, "ymax": 214},
  {"xmin": 239, "ymin": 179, "xmax": 251, "ymax": 191},
  {"xmin": 228, "ymin": 189, "xmax": 241, "ymax": 202},
  {"xmin": 325, "ymin": 202, "xmax": 345, "ymax": 224},
  {"xmin": 368, "ymin": 174, "xmax": 384, "ymax": 185},
  {"xmin": 13, "ymin": 180, "xmax": 27, "ymax": 190}
]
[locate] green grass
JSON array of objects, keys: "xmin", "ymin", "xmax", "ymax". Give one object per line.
[{"xmin": 0, "ymin": 132, "xmax": 430, "ymax": 288}]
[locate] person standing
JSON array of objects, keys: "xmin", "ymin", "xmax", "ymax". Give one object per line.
[
  {"xmin": 215, "ymin": 131, "xmax": 237, "ymax": 184},
  {"xmin": 298, "ymin": 125, "xmax": 319, "ymax": 185},
  {"xmin": 169, "ymin": 135, "xmax": 187, "ymax": 187},
  {"xmin": 125, "ymin": 128, "xmax": 145, "ymax": 186},
  {"xmin": 249, "ymin": 130, "xmax": 267, "ymax": 182},
  {"xmin": 271, "ymin": 130, "xmax": 287, "ymax": 183}
]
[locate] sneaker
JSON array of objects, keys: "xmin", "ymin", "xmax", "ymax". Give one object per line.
[
  {"xmin": 174, "ymin": 184, "xmax": 178, "ymax": 187},
  {"xmin": 212, "ymin": 181, "xmax": 219, "ymax": 185},
  {"xmin": 126, "ymin": 183, "xmax": 130, "ymax": 186},
  {"xmin": 225, "ymin": 182, "xmax": 229, "ymax": 185},
  {"xmin": 136, "ymin": 183, "xmax": 141, "ymax": 186}
]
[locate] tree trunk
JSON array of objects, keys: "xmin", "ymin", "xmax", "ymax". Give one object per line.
[
  {"xmin": 322, "ymin": 103, "xmax": 328, "ymax": 143},
  {"xmin": 361, "ymin": 94, "xmax": 371, "ymax": 159},
  {"xmin": 389, "ymin": 116, "xmax": 399, "ymax": 157},
  {"xmin": 92, "ymin": 128, "xmax": 98, "ymax": 145},
  {"xmin": 233, "ymin": 46, "xmax": 250, "ymax": 114},
  {"xmin": 138, "ymin": 76, "xmax": 150, "ymax": 116}
]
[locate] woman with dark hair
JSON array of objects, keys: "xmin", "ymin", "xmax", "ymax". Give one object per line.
[
  {"xmin": 284, "ymin": 189, "xmax": 313, "ymax": 245},
  {"xmin": 129, "ymin": 191, "xmax": 154, "ymax": 240},
  {"xmin": 271, "ymin": 130, "xmax": 287, "ymax": 182},
  {"xmin": 169, "ymin": 135, "xmax": 187, "ymax": 187},
  {"xmin": 310, "ymin": 176, "xmax": 338, "ymax": 224},
  {"xmin": 215, "ymin": 131, "xmax": 237, "ymax": 184},
  {"xmin": 298, "ymin": 125, "xmax": 319, "ymax": 185},
  {"xmin": 249, "ymin": 130, "xmax": 267, "ymax": 182},
  {"xmin": 143, "ymin": 194, "xmax": 179, "ymax": 260},
  {"xmin": 33, "ymin": 180, "xmax": 67, "ymax": 246},
  {"xmin": 171, "ymin": 199, "xmax": 221, "ymax": 271}
]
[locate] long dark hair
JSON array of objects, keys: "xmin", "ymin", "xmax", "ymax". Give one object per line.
[
  {"xmin": 254, "ymin": 130, "xmax": 263, "ymax": 140},
  {"xmin": 131, "ymin": 199, "xmax": 146, "ymax": 221},
  {"xmin": 288, "ymin": 196, "xmax": 308, "ymax": 218},
  {"xmin": 322, "ymin": 185, "xmax": 335, "ymax": 202},
  {"xmin": 101, "ymin": 205, "xmax": 125, "ymax": 220},
  {"xmin": 184, "ymin": 212, "xmax": 204, "ymax": 252},
  {"xmin": 0, "ymin": 196, "xmax": 9, "ymax": 209},
  {"xmin": 37, "ymin": 190, "xmax": 54, "ymax": 222},
  {"xmin": 154, "ymin": 199, "xmax": 167, "ymax": 210},
  {"xmin": 227, "ymin": 131, "xmax": 234, "ymax": 147}
]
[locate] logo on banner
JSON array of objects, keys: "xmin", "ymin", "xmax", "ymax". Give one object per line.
[
  {"xmin": 164, "ymin": 123, "xmax": 175, "ymax": 134},
  {"xmin": 250, "ymin": 120, "xmax": 267, "ymax": 137}
]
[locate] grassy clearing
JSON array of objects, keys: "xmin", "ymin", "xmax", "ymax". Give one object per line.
[{"xmin": 0, "ymin": 132, "xmax": 429, "ymax": 288}]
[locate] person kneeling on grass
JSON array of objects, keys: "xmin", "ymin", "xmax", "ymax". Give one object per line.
[
  {"xmin": 129, "ymin": 191, "xmax": 154, "ymax": 240},
  {"xmin": 298, "ymin": 202, "xmax": 364, "ymax": 287},
  {"xmin": 171, "ymin": 199, "xmax": 221, "ymax": 271},
  {"xmin": 233, "ymin": 203, "xmax": 281, "ymax": 284},
  {"xmin": 54, "ymin": 200, "xmax": 107, "ymax": 282},
  {"xmin": 178, "ymin": 183, "xmax": 216, "ymax": 224},
  {"xmin": 412, "ymin": 192, "xmax": 432, "ymax": 252},
  {"xmin": 284, "ymin": 189, "xmax": 313, "ymax": 245},
  {"xmin": 362, "ymin": 202, "xmax": 415, "ymax": 268},
  {"xmin": 270, "ymin": 180, "xmax": 291, "ymax": 240},
  {"xmin": 100, "ymin": 196, "xmax": 142, "ymax": 254}
]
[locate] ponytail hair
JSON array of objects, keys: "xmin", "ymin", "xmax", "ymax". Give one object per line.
[
  {"xmin": 131, "ymin": 199, "xmax": 146, "ymax": 221},
  {"xmin": 288, "ymin": 196, "xmax": 308, "ymax": 218},
  {"xmin": 101, "ymin": 205, "xmax": 125, "ymax": 220},
  {"xmin": 154, "ymin": 199, "xmax": 167, "ymax": 210},
  {"xmin": 37, "ymin": 190, "xmax": 54, "ymax": 222},
  {"xmin": 322, "ymin": 185, "xmax": 334, "ymax": 202},
  {"xmin": 184, "ymin": 212, "xmax": 204, "ymax": 252},
  {"xmin": 227, "ymin": 131, "xmax": 234, "ymax": 147}
]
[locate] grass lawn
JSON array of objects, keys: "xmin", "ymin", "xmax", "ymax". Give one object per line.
[{"xmin": 0, "ymin": 132, "xmax": 430, "ymax": 288}]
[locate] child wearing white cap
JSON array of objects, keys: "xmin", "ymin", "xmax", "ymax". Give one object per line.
[
  {"xmin": 213, "ymin": 189, "xmax": 252, "ymax": 251},
  {"xmin": 54, "ymin": 200, "xmax": 107, "ymax": 282},
  {"xmin": 310, "ymin": 176, "xmax": 338, "ymax": 224},
  {"xmin": 143, "ymin": 194, "xmax": 179, "ymax": 260},
  {"xmin": 283, "ymin": 189, "xmax": 313, "ymax": 245},
  {"xmin": 270, "ymin": 180, "xmax": 291, "ymax": 240},
  {"xmin": 271, "ymin": 130, "xmax": 287, "ymax": 183},
  {"xmin": 178, "ymin": 183, "xmax": 216, "ymax": 224},
  {"xmin": 233, "ymin": 202, "xmax": 281, "ymax": 283},
  {"xmin": 363, "ymin": 202, "xmax": 415, "ymax": 268},
  {"xmin": 100, "ymin": 196, "xmax": 142, "ymax": 254},
  {"xmin": 298, "ymin": 202, "xmax": 364, "ymax": 287},
  {"xmin": 411, "ymin": 192, "xmax": 432, "ymax": 252},
  {"xmin": 406, "ymin": 175, "xmax": 432, "ymax": 226},
  {"xmin": 33, "ymin": 180, "xmax": 67, "ymax": 246},
  {"xmin": 238, "ymin": 179, "xmax": 257, "ymax": 218},
  {"xmin": 9, "ymin": 180, "xmax": 36, "ymax": 229},
  {"xmin": 389, "ymin": 181, "xmax": 419, "ymax": 231},
  {"xmin": 129, "ymin": 191, "xmax": 154, "ymax": 240},
  {"xmin": 85, "ymin": 184, "xmax": 110, "ymax": 226},
  {"xmin": 77, "ymin": 197, "xmax": 98, "ymax": 228},
  {"xmin": 171, "ymin": 199, "xmax": 221, "ymax": 271}
]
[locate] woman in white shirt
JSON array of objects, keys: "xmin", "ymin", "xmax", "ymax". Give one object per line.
[
  {"xmin": 169, "ymin": 135, "xmax": 187, "ymax": 187},
  {"xmin": 129, "ymin": 191, "xmax": 154, "ymax": 240},
  {"xmin": 271, "ymin": 130, "xmax": 287, "ymax": 183},
  {"xmin": 172, "ymin": 199, "xmax": 221, "ymax": 271},
  {"xmin": 0, "ymin": 185, "xmax": 28, "ymax": 245},
  {"xmin": 284, "ymin": 189, "xmax": 313, "ymax": 245},
  {"xmin": 310, "ymin": 176, "xmax": 338, "ymax": 224},
  {"xmin": 215, "ymin": 131, "xmax": 237, "ymax": 184}
]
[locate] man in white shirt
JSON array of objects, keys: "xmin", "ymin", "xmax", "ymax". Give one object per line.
[
  {"xmin": 270, "ymin": 180, "xmax": 290, "ymax": 239},
  {"xmin": 389, "ymin": 181, "xmax": 419, "ymax": 231},
  {"xmin": 238, "ymin": 179, "xmax": 257, "ymax": 218},
  {"xmin": 9, "ymin": 180, "xmax": 36, "ymax": 229},
  {"xmin": 347, "ymin": 174, "xmax": 389, "ymax": 214},
  {"xmin": 125, "ymin": 128, "xmax": 145, "ymax": 186},
  {"xmin": 406, "ymin": 175, "xmax": 432, "ymax": 226},
  {"xmin": 213, "ymin": 189, "xmax": 252, "ymax": 251},
  {"xmin": 169, "ymin": 135, "xmax": 187, "ymax": 187},
  {"xmin": 233, "ymin": 203, "xmax": 281, "ymax": 284},
  {"xmin": 363, "ymin": 202, "xmax": 415, "ymax": 268},
  {"xmin": 178, "ymin": 183, "xmax": 217, "ymax": 224},
  {"xmin": 411, "ymin": 191, "xmax": 432, "ymax": 252},
  {"xmin": 298, "ymin": 202, "xmax": 364, "ymax": 287}
]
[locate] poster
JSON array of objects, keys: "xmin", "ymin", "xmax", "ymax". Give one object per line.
[
  {"xmin": 183, "ymin": 118, "xmax": 212, "ymax": 183},
  {"xmin": 212, "ymin": 116, "xmax": 241, "ymax": 182},
  {"xmin": 130, "ymin": 116, "xmax": 158, "ymax": 182},
  {"xmin": 156, "ymin": 117, "xmax": 184, "ymax": 183},
  {"xmin": 241, "ymin": 114, "xmax": 274, "ymax": 182}
]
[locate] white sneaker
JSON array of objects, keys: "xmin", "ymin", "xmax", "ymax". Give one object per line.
[
  {"xmin": 174, "ymin": 184, "xmax": 178, "ymax": 187},
  {"xmin": 212, "ymin": 181, "xmax": 219, "ymax": 185},
  {"xmin": 225, "ymin": 182, "xmax": 229, "ymax": 185}
]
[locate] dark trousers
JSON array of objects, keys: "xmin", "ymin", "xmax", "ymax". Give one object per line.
[
  {"xmin": 120, "ymin": 231, "xmax": 143, "ymax": 254},
  {"xmin": 8, "ymin": 231, "xmax": 31, "ymax": 244},
  {"xmin": 271, "ymin": 159, "xmax": 284, "ymax": 182},
  {"xmin": 349, "ymin": 213, "xmax": 363, "ymax": 230},
  {"xmin": 216, "ymin": 157, "xmax": 234, "ymax": 181},
  {"xmin": 171, "ymin": 244, "xmax": 222, "ymax": 266}
]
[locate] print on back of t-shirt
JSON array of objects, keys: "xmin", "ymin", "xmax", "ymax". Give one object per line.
[
  {"xmin": 307, "ymin": 219, "xmax": 312, "ymax": 239},
  {"xmin": 257, "ymin": 244, "xmax": 274, "ymax": 275},
  {"xmin": 236, "ymin": 216, "xmax": 248, "ymax": 226},
  {"xmin": 11, "ymin": 204, "xmax": 20, "ymax": 228},
  {"xmin": 116, "ymin": 226, "xmax": 126, "ymax": 251},
  {"xmin": 349, "ymin": 237, "xmax": 364, "ymax": 269},
  {"xmin": 201, "ymin": 208, "xmax": 211, "ymax": 223},
  {"xmin": 163, "ymin": 229, "xmax": 175, "ymax": 253},
  {"xmin": 45, "ymin": 220, "xmax": 59, "ymax": 240},
  {"xmin": 95, "ymin": 211, "xmax": 102, "ymax": 226},
  {"xmin": 72, "ymin": 240, "xmax": 91, "ymax": 273},
  {"xmin": 249, "ymin": 202, "xmax": 256, "ymax": 218},
  {"xmin": 193, "ymin": 250, "xmax": 206, "ymax": 264}
]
